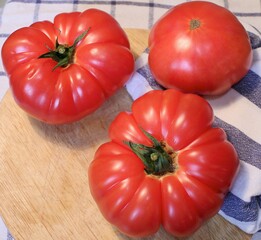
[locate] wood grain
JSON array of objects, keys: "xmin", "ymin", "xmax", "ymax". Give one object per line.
[{"xmin": 0, "ymin": 29, "xmax": 252, "ymax": 240}]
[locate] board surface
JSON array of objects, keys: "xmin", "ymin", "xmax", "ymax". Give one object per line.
[{"xmin": 0, "ymin": 29, "xmax": 252, "ymax": 240}]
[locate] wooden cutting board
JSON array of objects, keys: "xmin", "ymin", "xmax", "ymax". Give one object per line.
[{"xmin": 0, "ymin": 29, "xmax": 252, "ymax": 240}]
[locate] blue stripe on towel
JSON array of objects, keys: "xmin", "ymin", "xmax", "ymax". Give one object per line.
[
  {"xmin": 9, "ymin": 0, "xmax": 173, "ymax": 9},
  {"xmin": 248, "ymin": 31, "xmax": 261, "ymax": 49},
  {"xmin": 222, "ymin": 192, "xmax": 260, "ymax": 222},
  {"xmin": 213, "ymin": 117, "xmax": 261, "ymax": 169},
  {"xmin": 137, "ymin": 64, "xmax": 165, "ymax": 90},
  {"xmin": 233, "ymin": 70, "xmax": 261, "ymax": 108},
  {"xmin": 0, "ymin": 33, "xmax": 9, "ymax": 38},
  {"xmin": 0, "ymin": 71, "xmax": 6, "ymax": 76}
]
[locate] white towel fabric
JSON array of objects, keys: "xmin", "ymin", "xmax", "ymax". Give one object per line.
[
  {"xmin": 126, "ymin": 22, "xmax": 261, "ymax": 236},
  {"xmin": 0, "ymin": 1, "xmax": 261, "ymax": 239}
]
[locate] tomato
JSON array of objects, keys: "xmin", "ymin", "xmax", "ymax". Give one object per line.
[
  {"xmin": 1, "ymin": 9, "xmax": 134, "ymax": 124},
  {"xmin": 148, "ymin": 1, "xmax": 253, "ymax": 95},
  {"xmin": 88, "ymin": 89, "xmax": 239, "ymax": 237}
]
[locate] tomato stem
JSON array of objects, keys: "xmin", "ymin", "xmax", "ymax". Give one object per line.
[
  {"xmin": 125, "ymin": 129, "xmax": 176, "ymax": 176},
  {"xmin": 39, "ymin": 28, "xmax": 90, "ymax": 71},
  {"xmin": 190, "ymin": 19, "xmax": 201, "ymax": 30}
]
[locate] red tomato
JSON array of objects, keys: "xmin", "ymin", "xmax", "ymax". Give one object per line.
[
  {"xmin": 1, "ymin": 9, "xmax": 134, "ymax": 124},
  {"xmin": 148, "ymin": 1, "xmax": 253, "ymax": 95},
  {"xmin": 88, "ymin": 89, "xmax": 239, "ymax": 237}
]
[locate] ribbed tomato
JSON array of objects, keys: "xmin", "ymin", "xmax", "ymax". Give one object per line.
[
  {"xmin": 88, "ymin": 89, "xmax": 239, "ymax": 237},
  {"xmin": 1, "ymin": 9, "xmax": 134, "ymax": 124}
]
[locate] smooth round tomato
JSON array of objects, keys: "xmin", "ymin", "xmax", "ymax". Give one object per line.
[
  {"xmin": 88, "ymin": 89, "xmax": 239, "ymax": 237},
  {"xmin": 148, "ymin": 1, "xmax": 253, "ymax": 95},
  {"xmin": 1, "ymin": 9, "xmax": 134, "ymax": 124}
]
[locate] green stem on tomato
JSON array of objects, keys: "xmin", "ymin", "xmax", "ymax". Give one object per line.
[
  {"xmin": 39, "ymin": 28, "xmax": 90, "ymax": 71},
  {"xmin": 125, "ymin": 129, "xmax": 177, "ymax": 176}
]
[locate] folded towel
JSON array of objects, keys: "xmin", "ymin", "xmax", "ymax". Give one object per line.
[{"xmin": 125, "ymin": 22, "xmax": 261, "ymax": 236}]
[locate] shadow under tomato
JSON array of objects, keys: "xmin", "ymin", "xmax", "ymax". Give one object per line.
[{"xmin": 28, "ymin": 88, "xmax": 132, "ymax": 150}]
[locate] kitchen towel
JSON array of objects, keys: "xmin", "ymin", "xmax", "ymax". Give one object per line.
[
  {"xmin": 1, "ymin": 1, "xmax": 261, "ymax": 240},
  {"xmin": 126, "ymin": 21, "xmax": 261, "ymax": 236}
]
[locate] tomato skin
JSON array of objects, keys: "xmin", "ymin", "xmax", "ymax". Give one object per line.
[
  {"xmin": 88, "ymin": 89, "xmax": 239, "ymax": 237},
  {"xmin": 1, "ymin": 9, "xmax": 134, "ymax": 124},
  {"xmin": 148, "ymin": 1, "xmax": 253, "ymax": 95}
]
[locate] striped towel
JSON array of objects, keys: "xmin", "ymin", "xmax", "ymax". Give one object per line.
[{"xmin": 126, "ymin": 22, "xmax": 261, "ymax": 236}]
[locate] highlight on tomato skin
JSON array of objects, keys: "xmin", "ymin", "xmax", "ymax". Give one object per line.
[
  {"xmin": 148, "ymin": 1, "xmax": 253, "ymax": 96},
  {"xmin": 88, "ymin": 89, "xmax": 240, "ymax": 238},
  {"xmin": 1, "ymin": 8, "xmax": 135, "ymax": 124}
]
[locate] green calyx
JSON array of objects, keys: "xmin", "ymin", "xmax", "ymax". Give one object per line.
[
  {"xmin": 39, "ymin": 28, "xmax": 90, "ymax": 71},
  {"xmin": 125, "ymin": 129, "xmax": 177, "ymax": 176}
]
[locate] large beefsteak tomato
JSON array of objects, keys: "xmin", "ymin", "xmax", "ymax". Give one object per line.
[
  {"xmin": 88, "ymin": 89, "xmax": 239, "ymax": 237},
  {"xmin": 148, "ymin": 1, "xmax": 253, "ymax": 95},
  {"xmin": 1, "ymin": 9, "xmax": 134, "ymax": 124}
]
